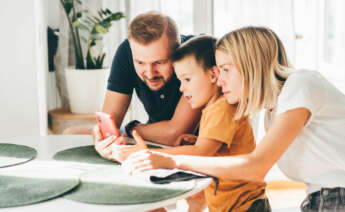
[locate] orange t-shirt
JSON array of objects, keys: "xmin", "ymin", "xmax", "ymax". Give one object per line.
[{"xmin": 199, "ymin": 97, "xmax": 266, "ymax": 212}]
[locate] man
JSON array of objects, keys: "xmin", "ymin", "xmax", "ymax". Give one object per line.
[{"xmin": 93, "ymin": 11, "xmax": 201, "ymax": 161}]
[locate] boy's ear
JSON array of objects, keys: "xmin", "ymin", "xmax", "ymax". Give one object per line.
[{"xmin": 209, "ymin": 66, "xmax": 219, "ymax": 84}]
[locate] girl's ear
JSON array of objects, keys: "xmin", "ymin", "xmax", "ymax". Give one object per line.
[{"xmin": 209, "ymin": 66, "xmax": 219, "ymax": 84}]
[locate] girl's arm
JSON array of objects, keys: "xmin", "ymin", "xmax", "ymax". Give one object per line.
[
  {"xmin": 128, "ymin": 108, "xmax": 310, "ymax": 182},
  {"xmin": 112, "ymin": 132, "xmax": 223, "ymax": 162}
]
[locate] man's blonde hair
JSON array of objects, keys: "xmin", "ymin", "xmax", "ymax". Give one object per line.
[
  {"xmin": 216, "ymin": 26, "xmax": 292, "ymax": 120},
  {"xmin": 128, "ymin": 11, "xmax": 180, "ymax": 51}
]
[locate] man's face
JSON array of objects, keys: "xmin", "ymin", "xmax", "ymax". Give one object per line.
[{"xmin": 130, "ymin": 34, "xmax": 174, "ymax": 91}]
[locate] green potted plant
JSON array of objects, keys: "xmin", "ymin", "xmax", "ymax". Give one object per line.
[{"xmin": 60, "ymin": 0, "xmax": 124, "ymax": 113}]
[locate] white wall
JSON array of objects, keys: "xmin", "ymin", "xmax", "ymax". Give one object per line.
[
  {"xmin": 48, "ymin": 0, "xmax": 60, "ymax": 29},
  {"xmin": 0, "ymin": 0, "xmax": 48, "ymax": 139}
]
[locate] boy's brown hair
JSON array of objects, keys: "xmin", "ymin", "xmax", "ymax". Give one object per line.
[{"xmin": 171, "ymin": 35, "xmax": 217, "ymax": 71}]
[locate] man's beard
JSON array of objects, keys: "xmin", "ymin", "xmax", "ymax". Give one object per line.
[{"xmin": 143, "ymin": 76, "xmax": 166, "ymax": 89}]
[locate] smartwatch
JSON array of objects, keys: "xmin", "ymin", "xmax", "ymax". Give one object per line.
[{"xmin": 125, "ymin": 120, "xmax": 141, "ymax": 138}]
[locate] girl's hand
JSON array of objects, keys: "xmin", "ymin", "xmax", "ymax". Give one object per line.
[
  {"xmin": 125, "ymin": 149, "xmax": 176, "ymax": 175},
  {"xmin": 124, "ymin": 131, "xmax": 177, "ymax": 174},
  {"xmin": 111, "ymin": 130, "xmax": 147, "ymax": 162},
  {"xmin": 174, "ymin": 134, "xmax": 197, "ymax": 146}
]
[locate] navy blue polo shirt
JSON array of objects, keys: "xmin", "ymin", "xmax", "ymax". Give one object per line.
[{"xmin": 107, "ymin": 35, "xmax": 193, "ymax": 123}]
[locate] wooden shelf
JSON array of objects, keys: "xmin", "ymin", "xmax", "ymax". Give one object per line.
[
  {"xmin": 49, "ymin": 108, "xmax": 95, "ymax": 120},
  {"xmin": 48, "ymin": 108, "xmax": 96, "ymax": 134}
]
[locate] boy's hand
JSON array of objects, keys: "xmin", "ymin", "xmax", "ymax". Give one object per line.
[
  {"xmin": 174, "ymin": 134, "xmax": 197, "ymax": 146},
  {"xmin": 111, "ymin": 130, "xmax": 147, "ymax": 162}
]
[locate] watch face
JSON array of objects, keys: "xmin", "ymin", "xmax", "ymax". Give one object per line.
[{"xmin": 125, "ymin": 120, "xmax": 141, "ymax": 138}]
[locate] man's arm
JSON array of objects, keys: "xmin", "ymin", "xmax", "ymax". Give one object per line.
[
  {"xmin": 102, "ymin": 90, "xmax": 132, "ymax": 128},
  {"xmin": 131, "ymin": 96, "xmax": 201, "ymax": 146}
]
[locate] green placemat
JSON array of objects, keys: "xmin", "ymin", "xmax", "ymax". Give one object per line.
[
  {"xmin": 0, "ymin": 170, "xmax": 79, "ymax": 208},
  {"xmin": 53, "ymin": 145, "xmax": 120, "ymax": 165},
  {"xmin": 0, "ymin": 143, "xmax": 37, "ymax": 168},
  {"xmin": 53, "ymin": 144, "xmax": 161, "ymax": 165},
  {"xmin": 64, "ymin": 166, "xmax": 195, "ymax": 204}
]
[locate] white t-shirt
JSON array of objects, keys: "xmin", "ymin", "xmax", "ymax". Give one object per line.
[{"xmin": 265, "ymin": 70, "xmax": 345, "ymax": 194}]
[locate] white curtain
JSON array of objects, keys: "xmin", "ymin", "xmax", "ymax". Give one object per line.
[
  {"xmin": 214, "ymin": 0, "xmax": 296, "ymax": 64},
  {"xmin": 326, "ymin": 0, "xmax": 345, "ymax": 66},
  {"xmin": 55, "ymin": 2, "xmax": 70, "ymax": 108},
  {"xmin": 101, "ymin": 0, "xmax": 128, "ymax": 68},
  {"xmin": 293, "ymin": 0, "xmax": 318, "ymax": 70}
]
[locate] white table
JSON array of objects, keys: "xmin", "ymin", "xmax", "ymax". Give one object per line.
[{"xmin": 0, "ymin": 135, "xmax": 211, "ymax": 212}]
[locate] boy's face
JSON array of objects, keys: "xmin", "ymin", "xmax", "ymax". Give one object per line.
[
  {"xmin": 174, "ymin": 55, "xmax": 218, "ymax": 109},
  {"xmin": 215, "ymin": 50, "xmax": 242, "ymax": 105}
]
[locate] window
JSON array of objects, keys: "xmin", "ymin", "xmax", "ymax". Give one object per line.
[
  {"xmin": 213, "ymin": 0, "xmax": 296, "ymax": 64},
  {"xmin": 161, "ymin": 1, "xmax": 193, "ymax": 35},
  {"xmin": 129, "ymin": 0, "xmax": 193, "ymax": 35},
  {"xmin": 324, "ymin": 0, "xmax": 345, "ymax": 66}
]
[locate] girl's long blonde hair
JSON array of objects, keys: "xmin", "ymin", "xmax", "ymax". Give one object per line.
[{"xmin": 216, "ymin": 26, "xmax": 292, "ymax": 120}]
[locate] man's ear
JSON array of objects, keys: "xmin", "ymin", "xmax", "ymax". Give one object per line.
[{"xmin": 209, "ymin": 66, "xmax": 219, "ymax": 84}]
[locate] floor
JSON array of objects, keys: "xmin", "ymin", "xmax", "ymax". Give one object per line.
[
  {"xmin": 266, "ymin": 188, "xmax": 305, "ymax": 212},
  {"xmin": 169, "ymin": 186, "xmax": 306, "ymax": 212}
]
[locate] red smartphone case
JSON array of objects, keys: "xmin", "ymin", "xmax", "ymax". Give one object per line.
[{"xmin": 95, "ymin": 112, "xmax": 120, "ymax": 139}]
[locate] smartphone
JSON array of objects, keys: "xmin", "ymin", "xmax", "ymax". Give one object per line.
[{"xmin": 95, "ymin": 112, "xmax": 120, "ymax": 139}]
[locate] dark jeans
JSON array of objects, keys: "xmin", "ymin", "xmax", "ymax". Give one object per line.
[
  {"xmin": 245, "ymin": 198, "xmax": 271, "ymax": 212},
  {"xmin": 301, "ymin": 187, "xmax": 345, "ymax": 212}
]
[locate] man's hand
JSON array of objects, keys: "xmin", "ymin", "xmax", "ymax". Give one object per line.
[
  {"xmin": 92, "ymin": 124, "xmax": 103, "ymax": 142},
  {"xmin": 174, "ymin": 134, "xmax": 197, "ymax": 146},
  {"xmin": 93, "ymin": 124, "xmax": 125, "ymax": 160},
  {"xmin": 111, "ymin": 130, "xmax": 147, "ymax": 162},
  {"xmin": 94, "ymin": 135, "xmax": 118, "ymax": 161}
]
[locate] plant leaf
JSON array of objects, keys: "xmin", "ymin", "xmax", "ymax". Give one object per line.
[
  {"xmin": 94, "ymin": 24, "xmax": 107, "ymax": 34},
  {"xmin": 105, "ymin": 9, "xmax": 112, "ymax": 15},
  {"xmin": 93, "ymin": 16, "xmax": 102, "ymax": 23},
  {"xmin": 111, "ymin": 12, "xmax": 125, "ymax": 21},
  {"xmin": 63, "ymin": 2, "xmax": 73, "ymax": 15},
  {"xmin": 86, "ymin": 50, "xmax": 96, "ymax": 69},
  {"xmin": 72, "ymin": 20, "xmax": 79, "ymax": 27},
  {"xmin": 90, "ymin": 39, "xmax": 96, "ymax": 47},
  {"xmin": 96, "ymin": 53, "xmax": 106, "ymax": 68},
  {"xmin": 76, "ymin": 23, "xmax": 89, "ymax": 31},
  {"xmin": 84, "ymin": 19, "xmax": 93, "ymax": 27},
  {"xmin": 87, "ymin": 17, "xmax": 97, "ymax": 24},
  {"xmin": 98, "ymin": 11, "xmax": 103, "ymax": 19},
  {"xmin": 100, "ymin": 21, "xmax": 111, "ymax": 28}
]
